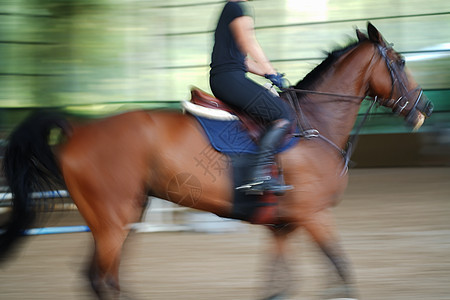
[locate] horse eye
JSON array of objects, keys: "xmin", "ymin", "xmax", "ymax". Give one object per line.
[{"xmin": 398, "ymin": 58, "xmax": 405, "ymax": 68}]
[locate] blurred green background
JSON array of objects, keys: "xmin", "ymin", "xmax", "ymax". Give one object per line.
[{"xmin": 0, "ymin": 0, "xmax": 449, "ymax": 165}]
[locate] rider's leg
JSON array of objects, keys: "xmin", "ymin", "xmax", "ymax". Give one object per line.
[
  {"xmin": 240, "ymin": 118, "xmax": 293, "ymax": 194},
  {"xmin": 210, "ymin": 71, "xmax": 293, "ymax": 194}
]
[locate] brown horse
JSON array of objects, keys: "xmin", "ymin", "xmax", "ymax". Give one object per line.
[{"xmin": 1, "ymin": 23, "xmax": 433, "ymax": 299}]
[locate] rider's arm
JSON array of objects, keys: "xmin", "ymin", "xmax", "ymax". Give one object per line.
[
  {"xmin": 245, "ymin": 57, "xmax": 267, "ymax": 76},
  {"xmin": 230, "ymin": 15, "xmax": 276, "ymax": 76}
]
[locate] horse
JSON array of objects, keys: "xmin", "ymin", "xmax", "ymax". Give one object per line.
[{"xmin": 0, "ymin": 23, "xmax": 433, "ymax": 299}]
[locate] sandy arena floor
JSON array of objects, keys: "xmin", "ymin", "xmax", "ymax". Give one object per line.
[{"xmin": 0, "ymin": 167, "xmax": 449, "ymax": 300}]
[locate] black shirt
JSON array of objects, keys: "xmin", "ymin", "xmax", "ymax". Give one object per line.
[{"xmin": 210, "ymin": 1, "xmax": 252, "ymax": 76}]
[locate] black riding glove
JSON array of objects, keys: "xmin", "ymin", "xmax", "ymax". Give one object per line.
[{"xmin": 264, "ymin": 73, "xmax": 285, "ymax": 89}]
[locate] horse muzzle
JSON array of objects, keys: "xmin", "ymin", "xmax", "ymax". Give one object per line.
[
  {"xmin": 405, "ymin": 92, "xmax": 433, "ymax": 130},
  {"xmin": 417, "ymin": 93, "xmax": 434, "ymax": 118}
]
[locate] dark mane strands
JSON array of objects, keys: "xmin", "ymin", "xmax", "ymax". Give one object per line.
[{"xmin": 295, "ymin": 40, "xmax": 361, "ymax": 90}]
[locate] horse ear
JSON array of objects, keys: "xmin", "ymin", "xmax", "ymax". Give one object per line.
[
  {"xmin": 367, "ymin": 22, "xmax": 385, "ymax": 46},
  {"xmin": 356, "ymin": 29, "xmax": 368, "ymax": 42}
]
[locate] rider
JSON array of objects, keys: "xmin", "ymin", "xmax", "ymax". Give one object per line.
[{"xmin": 209, "ymin": 0, "xmax": 293, "ymax": 194}]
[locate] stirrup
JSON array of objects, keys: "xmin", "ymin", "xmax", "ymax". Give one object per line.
[
  {"xmin": 236, "ymin": 176, "xmax": 270, "ymax": 191},
  {"xmin": 236, "ymin": 177, "xmax": 293, "ymax": 196}
]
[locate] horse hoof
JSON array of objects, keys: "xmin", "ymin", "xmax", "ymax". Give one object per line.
[{"xmin": 260, "ymin": 293, "xmax": 287, "ymax": 300}]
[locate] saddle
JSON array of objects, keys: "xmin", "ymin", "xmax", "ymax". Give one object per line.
[{"xmin": 189, "ymin": 88, "xmax": 265, "ymax": 141}]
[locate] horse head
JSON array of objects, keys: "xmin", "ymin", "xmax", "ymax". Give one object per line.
[{"xmin": 359, "ymin": 22, "xmax": 433, "ymax": 130}]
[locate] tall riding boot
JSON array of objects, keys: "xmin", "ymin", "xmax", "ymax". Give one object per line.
[{"xmin": 237, "ymin": 119, "xmax": 293, "ymax": 195}]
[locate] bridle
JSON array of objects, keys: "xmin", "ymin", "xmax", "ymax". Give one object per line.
[
  {"xmin": 282, "ymin": 43, "xmax": 431, "ymax": 175},
  {"xmin": 374, "ymin": 44, "xmax": 429, "ymax": 124}
]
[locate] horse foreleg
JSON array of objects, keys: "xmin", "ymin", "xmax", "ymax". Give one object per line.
[
  {"xmin": 303, "ymin": 209, "xmax": 357, "ymax": 299},
  {"xmin": 260, "ymin": 224, "xmax": 298, "ymax": 300}
]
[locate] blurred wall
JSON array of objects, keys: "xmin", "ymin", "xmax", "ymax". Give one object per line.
[{"xmin": 1, "ymin": 0, "xmax": 448, "ymax": 105}]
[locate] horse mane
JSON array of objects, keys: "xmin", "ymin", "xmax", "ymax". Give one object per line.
[{"xmin": 295, "ymin": 39, "xmax": 361, "ymax": 90}]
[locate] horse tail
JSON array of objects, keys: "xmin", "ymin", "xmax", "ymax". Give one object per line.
[{"xmin": 0, "ymin": 110, "xmax": 70, "ymax": 260}]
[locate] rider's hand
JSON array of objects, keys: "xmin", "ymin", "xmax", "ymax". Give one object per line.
[{"xmin": 264, "ymin": 72, "xmax": 285, "ymax": 89}]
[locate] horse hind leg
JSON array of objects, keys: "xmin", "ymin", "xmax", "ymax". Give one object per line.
[
  {"xmin": 67, "ymin": 180, "xmax": 142, "ymax": 298},
  {"xmin": 87, "ymin": 251, "xmax": 110, "ymax": 299},
  {"xmin": 88, "ymin": 226, "xmax": 128, "ymax": 299}
]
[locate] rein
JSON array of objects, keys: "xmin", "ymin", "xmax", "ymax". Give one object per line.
[
  {"xmin": 283, "ymin": 87, "xmax": 377, "ymax": 175},
  {"xmin": 284, "ymin": 87, "xmax": 364, "ymax": 101}
]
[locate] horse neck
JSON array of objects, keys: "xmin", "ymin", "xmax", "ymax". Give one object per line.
[{"xmin": 299, "ymin": 43, "xmax": 375, "ymax": 149}]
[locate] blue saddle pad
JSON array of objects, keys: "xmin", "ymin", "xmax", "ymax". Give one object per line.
[{"xmin": 194, "ymin": 116, "xmax": 300, "ymax": 155}]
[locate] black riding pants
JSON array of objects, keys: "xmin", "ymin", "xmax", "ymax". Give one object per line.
[{"xmin": 210, "ymin": 71, "xmax": 292, "ymax": 124}]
